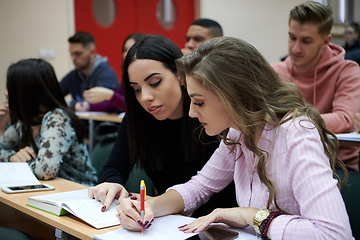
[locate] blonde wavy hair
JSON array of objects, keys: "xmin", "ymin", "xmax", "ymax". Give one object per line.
[{"xmin": 176, "ymin": 36, "xmax": 347, "ymax": 213}]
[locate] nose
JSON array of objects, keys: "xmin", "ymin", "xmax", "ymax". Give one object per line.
[
  {"xmin": 185, "ymin": 39, "xmax": 195, "ymax": 51},
  {"xmin": 291, "ymin": 40, "xmax": 301, "ymax": 53},
  {"xmin": 188, "ymin": 103, "xmax": 197, "ymax": 118},
  {"xmin": 140, "ymin": 88, "xmax": 154, "ymax": 103}
]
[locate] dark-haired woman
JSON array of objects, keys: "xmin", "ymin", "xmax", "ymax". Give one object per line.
[
  {"xmin": 0, "ymin": 59, "xmax": 97, "ymax": 186},
  {"xmin": 88, "ymin": 35, "xmax": 236, "ymax": 217}
]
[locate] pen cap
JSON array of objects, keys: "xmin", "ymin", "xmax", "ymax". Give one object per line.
[{"xmin": 140, "ymin": 180, "xmax": 146, "ymax": 197}]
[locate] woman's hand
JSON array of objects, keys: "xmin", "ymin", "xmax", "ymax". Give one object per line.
[
  {"xmin": 74, "ymin": 101, "xmax": 90, "ymax": 112},
  {"xmin": 116, "ymin": 197, "xmax": 154, "ymax": 232},
  {"xmin": 354, "ymin": 112, "xmax": 360, "ymax": 132},
  {"xmin": 179, "ymin": 207, "xmax": 255, "ymax": 233},
  {"xmin": 9, "ymin": 146, "xmax": 37, "ymax": 162},
  {"xmin": 83, "ymin": 87, "xmax": 114, "ymax": 103},
  {"xmin": 88, "ymin": 182, "xmax": 129, "ymax": 211}
]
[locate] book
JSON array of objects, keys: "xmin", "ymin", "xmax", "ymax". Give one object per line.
[
  {"xmin": 0, "ymin": 162, "xmax": 40, "ymax": 187},
  {"xmin": 27, "ymin": 189, "xmax": 120, "ymax": 229}
]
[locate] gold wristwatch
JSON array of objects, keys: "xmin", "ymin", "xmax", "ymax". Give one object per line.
[{"xmin": 253, "ymin": 209, "xmax": 271, "ymax": 234}]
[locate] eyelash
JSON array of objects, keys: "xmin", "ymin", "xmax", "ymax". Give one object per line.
[
  {"xmin": 133, "ymin": 79, "xmax": 162, "ymax": 93},
  {"xmin": 150, "ymin": 79, "xmax": 162, "ymax": 87},
  {"xmin": 194, "ymin": 102, "xmax": 204, "ymax": 107}
]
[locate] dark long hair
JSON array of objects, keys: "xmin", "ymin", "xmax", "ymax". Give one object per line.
[
  {"xmin": 123, "ymin": 35, "xmax": 207, "ymax": 171},
  {"xmin": 6, "ymin": 58, "xmax": 84, "ymax": 152}
]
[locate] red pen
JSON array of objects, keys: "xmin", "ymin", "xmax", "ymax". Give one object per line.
[{"xmin": 140, "ymin": 180, "xmax": 146, "ymax": 234}]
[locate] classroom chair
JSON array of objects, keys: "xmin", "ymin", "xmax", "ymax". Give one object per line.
[
  {"xmin": 125, "ymin": 162, "xmax": 155, "ymax": 196},
  {"xmin": 90, "ymin": 141, "xmax": 115, "ymax": 178},
  {"xmin": 336, "ymin": 169, "xmax": 360, "ymax": 240},
  {"xmin": 91, "ymin": 141, "xmax": 155, "ymax": 196},
  {"xmin": 0, "ymin": 228, "xmax": 33, "ymax": 240}
]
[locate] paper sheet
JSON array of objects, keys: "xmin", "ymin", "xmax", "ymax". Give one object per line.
[
  {"xmin": 93, "ymin": 215, "xmax": 198, "ymax": 240},
  {"xmin": 0, "ymin": 162, "xmax": 40, "ymax": 187},
  {"xmin": 93, "ymin": 214, "xmax": 258, "ymax": 240}
]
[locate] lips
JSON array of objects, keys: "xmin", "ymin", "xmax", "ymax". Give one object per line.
[
  {"xmin": 290, "ymin": 53, "xmax": 303, "ymax": 59},
  {"xmin": 200, "ymin": 122, "xmax": 207, "ymax": 127},
  {"xmin": 148, "ymin": 105, "xmax": 162, "ymax": 114}
]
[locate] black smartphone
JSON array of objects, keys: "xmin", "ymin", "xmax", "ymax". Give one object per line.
[{"xmin": 186, "ymin": 226, "xmax": 239, "ymax": 240}]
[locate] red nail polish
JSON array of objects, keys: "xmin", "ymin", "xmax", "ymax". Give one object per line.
[
  {"xmin": 101, "ymin": 206, "xmax": 106, "ymax": 212},
  {"xmin": 130, "ymin": 196, "xmax": 137, "ymax": 200},
  {"xmin": 192, "ymin": 228, "xmax": 197, "ymax": 233},
  {"xmin": 128, "ymin": 193, "xmax": 133, "ymax": 196}
]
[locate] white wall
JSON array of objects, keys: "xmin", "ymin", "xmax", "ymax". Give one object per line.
[
  {"xmin": 0, "ymin": 0, "xmax": 73, "ymax": 102},
  {"xmin": 200, "ymin": 0, "xmax": 305, "ymax": 64},
  {"xmin": 0, "ymin": 0, "xmax": 325, "ymax": 103}
]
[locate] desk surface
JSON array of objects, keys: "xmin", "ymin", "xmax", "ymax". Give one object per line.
[
  {"xmin": 76, "ymin": 112, "xmax": 123, "ymax": 123},
  {"xmin": 0, "ymin": 178, "xmax": 119, "ymax": 240}
]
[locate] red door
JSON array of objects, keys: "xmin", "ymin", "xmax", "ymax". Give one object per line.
[{"xmin": 74, "ymin": 0, "xmax": 195, "ymax": 80}]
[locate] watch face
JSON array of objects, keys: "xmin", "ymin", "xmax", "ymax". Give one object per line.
[{"xmin": 254, "ymin": 209, "xmax": 270, "ymax": 221}]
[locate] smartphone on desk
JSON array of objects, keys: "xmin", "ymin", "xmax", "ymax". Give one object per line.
[
  {"xmin": 186, "ymin": 226, "xmax": 239, "ymax": 240},
  {"xmin": 1, "ymin": 184, "xmax": 55, "ymax": 194}
]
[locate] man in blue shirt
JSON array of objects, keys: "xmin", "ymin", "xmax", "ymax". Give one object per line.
[{"xmin": 60, "ymin": 31, "xmax": 118, "ymax": 108}]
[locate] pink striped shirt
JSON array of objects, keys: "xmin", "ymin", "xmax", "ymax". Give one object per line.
[{"xmin": 170, "ymin": 117, "xmax": 353, "ymax": 239}]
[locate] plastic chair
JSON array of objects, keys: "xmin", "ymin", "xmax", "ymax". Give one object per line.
[
  {"xmin": 90, "ymin": 141, "xmax": 115, "ymax": 177},
  {"xmin": 336, "ymin": 169, "xmax": 360, "ymax": 239},
  {"xmin": 0, "ymin": 228, "xmax": 33, "ymax": 240},
  {"xmin": 125, "ymin": 162, "xmax": 155, "ymax": 196}
]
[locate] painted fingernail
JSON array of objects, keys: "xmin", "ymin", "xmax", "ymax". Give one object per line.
[
  {"xmin": 145, "ymin": 223, "xmax": 152, "ymax": 229},
  {"xmin": 101, "ymin": 206, "xmax": 106, "ymax": 212},
  {"xmin": 143, "ymin": 220, "xmax": 149, "ymax": 228},
  {"xmin": 137, "ymin": 219, "xmax": 144, "ymax": 227},
  {"xmin": 192, "ymin": 228, "xmax": 197, "ymax": 233},
  {"xmin": 128, "ymin": 193, "xmax": 133, "ymax": 196},
  {"xmin": 182, "ymin": 228, "xmax": 189, "ymax": 232},
  {"xmin": 150, "ymin": 218, "xmax": 154, "ymax": 223},
  {"xmin": 130, "ymin": 196, "xmax": 137, "ymax": 200},
  {"xmin": 178, "ymin": 224, "xmax": 187, "ymax": 228}
]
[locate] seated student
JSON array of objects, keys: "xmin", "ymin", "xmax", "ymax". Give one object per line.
[
  {"xmin": 0, "ymin": 59, "xmax": 97, "ymax": 186},
  {"xmin": 75, "ymin": 33, "xmax": 147, "ymax": 113},
  {"xmin": 343, "ymin": 22, "xmax": 360, "ymax": 65},
  {"xmin": 116, "ymin": 37, "xmax": 352, "ymax": 239},
  {"xmin": 60, "ymin": 31, "xmax": 118, "ymax": 109},
  {"xmin": 271, "ymin": 1, "xmax": 360, "ymax": 171},
  {"xmin": 343, "ymin": 22, "xmax": 360, "ymax": 52},
  {"xmin": 88, "ymin": 35, "xmax": 237, "ymax": 217}
]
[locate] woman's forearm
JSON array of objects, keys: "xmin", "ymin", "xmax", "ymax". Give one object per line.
[{"xmin": 148, "ymin": 189, "xmax": 185, "ymax": 217}]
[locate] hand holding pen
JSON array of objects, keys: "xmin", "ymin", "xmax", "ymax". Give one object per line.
[
  {"xmin": 115, "ymin": 180, "xmax": 154, "ymax": 232},
  {"xmin": 76, "ymin": 95, "xmax": 83, "ymax": 106}
]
